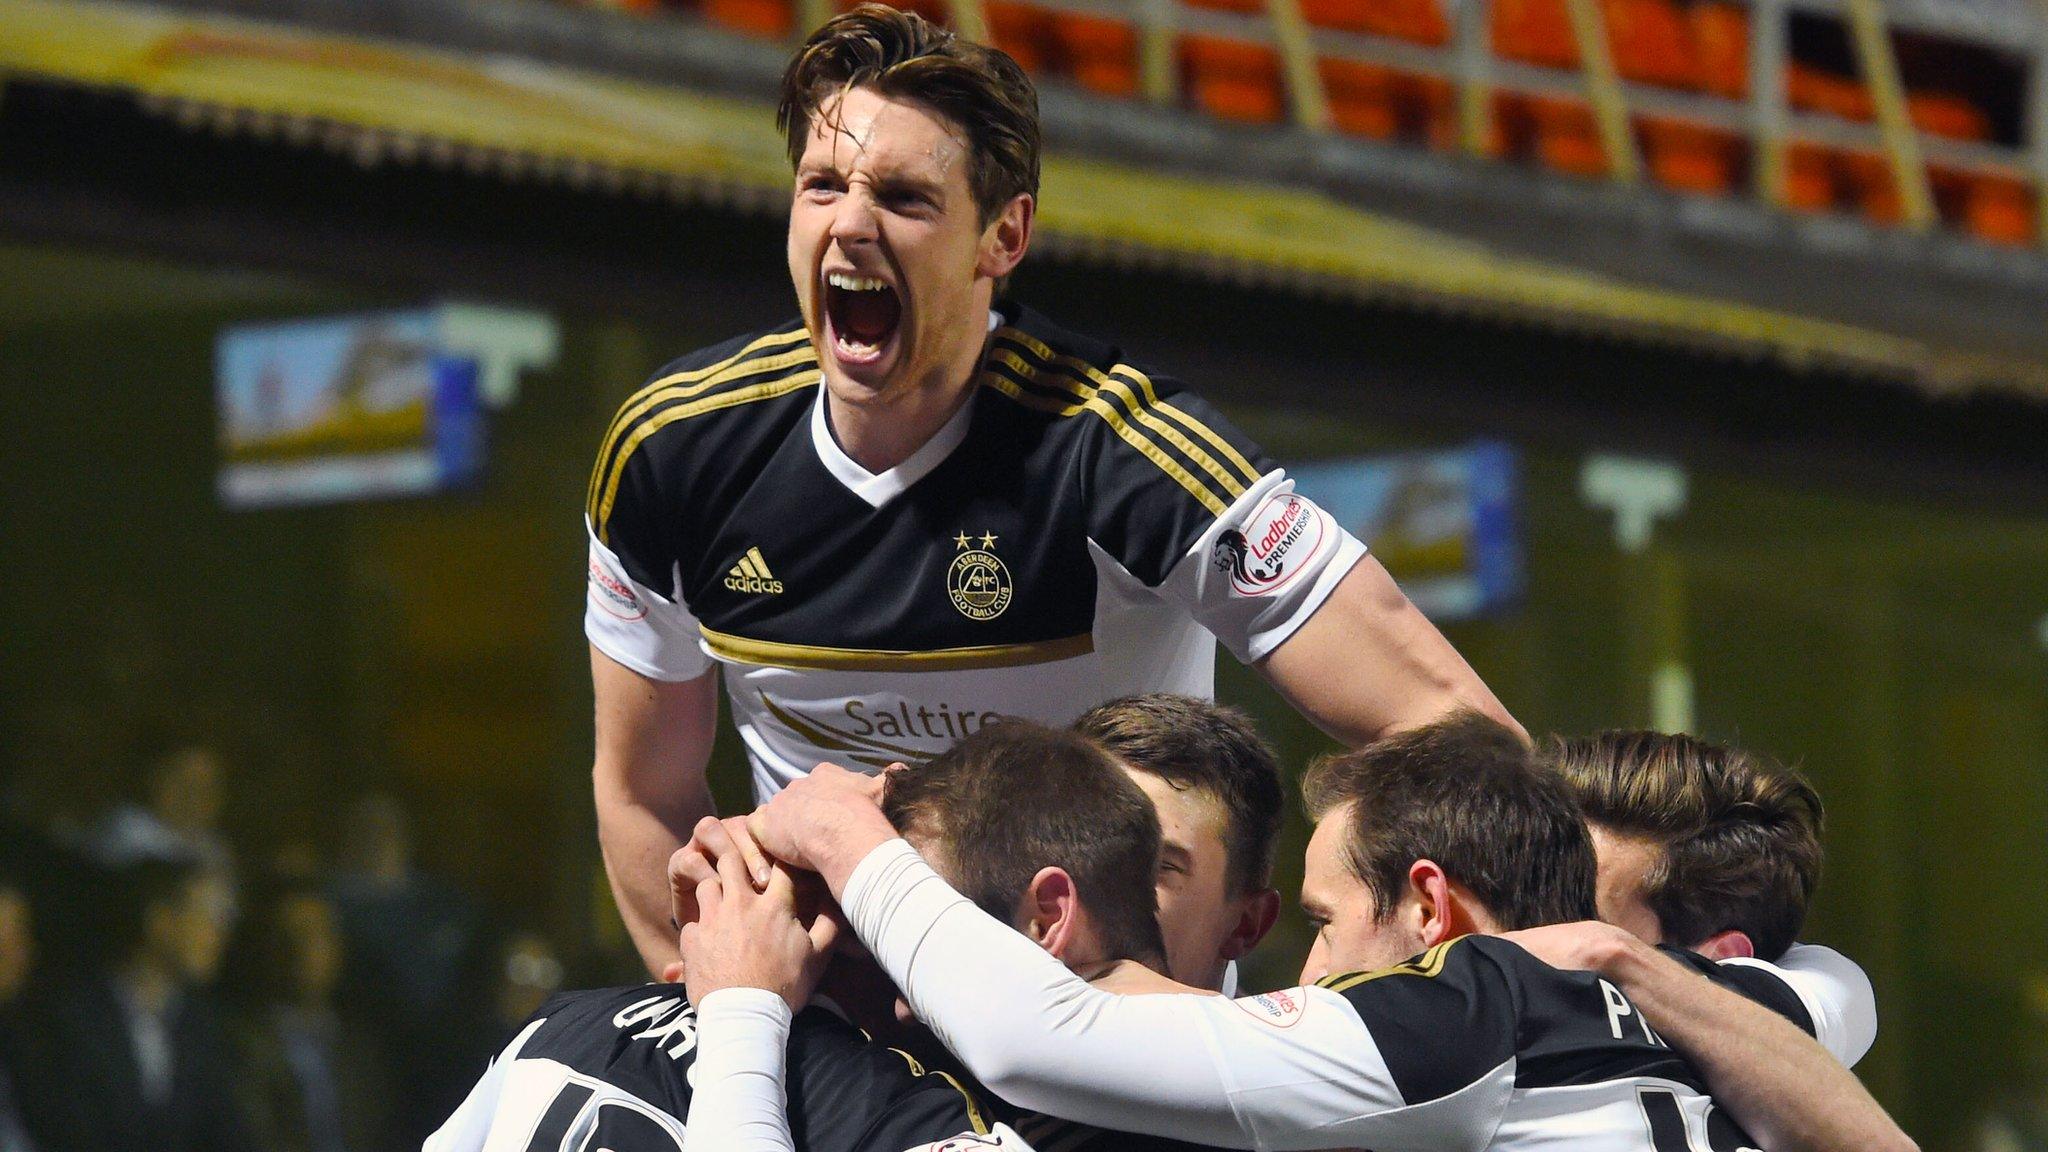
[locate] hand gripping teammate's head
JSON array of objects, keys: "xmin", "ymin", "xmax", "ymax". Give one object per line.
[
  {"xmin": 1298, "ymin": 711, "xmax": 1600, "ymax": 982},
  {"xmin": 778, "ymin": 5, "xmax": 1040, "ymax": 417},
  {"xmin": 1542, "ymin": 730, "xmax": 1824, "ymax": 961}
]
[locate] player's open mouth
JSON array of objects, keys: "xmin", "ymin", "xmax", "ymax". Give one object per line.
[{"xmin": 824, "ymin": 271, "xmax": 901, "ymax": 366}]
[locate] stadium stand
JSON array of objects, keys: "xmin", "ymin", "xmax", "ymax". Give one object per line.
[{"xmin": 632, "ymin": 0, "xmax": 2040, "ymax": 247}]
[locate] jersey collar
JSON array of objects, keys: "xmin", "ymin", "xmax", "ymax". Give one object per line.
[{"xmin": 809, "ymin": 310, "xmax": 995, "ymax": 509}]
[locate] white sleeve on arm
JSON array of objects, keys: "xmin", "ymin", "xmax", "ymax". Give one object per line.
[
  {"xmin": 683, "ymin": 989, "xmax": 797, "ymax": 1152},
  {"xmin": 422, "ymin": 1018, "xmax": 545, "ymax": 1152},
  {"xmin": 1155, "ymin": 472, "xmax": 1369, "ymax": 664},
  {"xmin": 842, "ymin": 840, "xmax": 1503, "ymax": 1152},
  {"xmin": 585, "ymin": 523, "xmax": 712, "ymax": 682},
  {"xmin": 1725, "ymin": 944, "xmax": 1879, "ymax": 1067}
]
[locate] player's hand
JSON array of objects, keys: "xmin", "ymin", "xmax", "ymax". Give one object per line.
[
  {"xmin": 745, "ymin": 761, "xmax": 896, "ymax": 888},
  {"xmin": 1501, "ymin": 920, "xmax": 1638, "ymax": 974},
  {"xmin": 668, "ymin": 816, "xmax": 773, "ymax": 941},
  {"xmin": 680, "ymin": 837, "xmax": 838, "ymax": 1012}
]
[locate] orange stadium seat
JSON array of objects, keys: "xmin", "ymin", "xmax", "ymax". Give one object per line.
[
  {"xmin": 1835, "ymin": 151, "xmax": 1902, "ymax": 225},
  {"xmin": 1639, "ymin": 116, "xmax": 1741, "ymax": 195},
  {"xmin": 1181, "ymin": 34, "xmax": 1288, "ymax": 123},
  {"xmin": 1606, "ymin": 0, "xmax": 1700, "ymax": 90},
  {"xmin": 1908, "ymin": 91, "xmax": 1991, "ymax": 142},
  {"xmin": 1961, "ymin": 173, "xmax": 2037, "ymax": 246},
  {"xmin": 1690, "ymin": 2, "xmax": 1748, "ymax": 98},
  {"xmin": 1053, "ymin": 13, "xmax": 1142, "ymax": 97},
  {"xmin": 1528, "ymin": 95, "xmax": 1607, "ymax": 176},
  {"xmin": 1301, "ymin": 0, "xmax": 1449, "ymax": 45},
  {"xmin": 1492, "ymin": 0, "xmax": 1578, "ymax": 69},
  {"xmin": 1320, "ymin": 60, "xmax": 1460, "ymax": 146},
  {"xmin": 1321, "ymin": 58, "xmax": 1402, "ymax": 138},
  {"xmin": 1410, "ymin": 74, "xmax": 1472, "ymax": 152},
  {"xmin": 1787, "ymin": 62, "xmax": 1873, "ymax": 121},
  {"xmin": 987, "ymin": 0, "xmax": 1059, "ymax": 73},
  {"xmin": 703, "ymin": 0, "xmax": 792, "ymax": 38},
  {"xmin": 1781, "ymin": 142, "xmax": 1839, "ymax": 213}
]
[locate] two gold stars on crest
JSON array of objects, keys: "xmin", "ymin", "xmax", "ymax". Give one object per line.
[{"xmin": 953, "ymin": 531, "xmax": 998, "ymax": 550}]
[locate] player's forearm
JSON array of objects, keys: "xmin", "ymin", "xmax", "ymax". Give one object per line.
[
  {"xmin": 841, "ymin": 841, "xmax": 1264, "ymax": 1147},
  {"xmin": 1258, "ymin": 560, "xmax": 1524, "ymax": 746},
  {"xmin": 597, "ymin": 771, "xmax": 715, "ymax": 974},
  {"xmin": 684, "ymin": 989, "xmax": 798, "ymax": 1152},
  {"xmin": 1598, "ymin": 938, "xmax": 1916, "ymax": 1152}
]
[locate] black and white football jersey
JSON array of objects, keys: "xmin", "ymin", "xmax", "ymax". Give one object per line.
[
  {"xmin": 423, "ymin": 984, "xmax": 981, "ymax": 1152},
  {"xmin": 842, "ymin": 840, "xmax": 1876, "ymax": 1152},
  {"xmin": 585, "ymin": 304, "xmax": 1365, "ymax": 795}
]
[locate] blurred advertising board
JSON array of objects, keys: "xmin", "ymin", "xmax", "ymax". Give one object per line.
[
  {"xmin": 216, "ymin": 304, "xmax": 556, "ymax": 508},
  {"xmin": 1290, "ymin": 441, "xmax": 1522, "ymax": 621}
]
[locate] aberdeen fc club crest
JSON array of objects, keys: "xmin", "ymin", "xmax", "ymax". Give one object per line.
[{"xmin": 947, "ymin": 531, "xmax": 1012, "ymax": 621}]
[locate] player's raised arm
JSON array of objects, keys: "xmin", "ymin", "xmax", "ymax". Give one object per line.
[
  {"xmin": 1257, "ymin": 554, "xmax": 1524, "ymax": 745},
  {"xmin": 591, "ymin": 648, "xmax": 720, "ymax": 975}
]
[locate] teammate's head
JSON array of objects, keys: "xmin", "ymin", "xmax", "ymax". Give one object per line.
[
  {"xmin": 1544, "ymin": 730, "xmax": 1823, "ymax": 961},
  {"xmin": 1074, "ymin": 694, "xmax": 1283, "ymax": 991},
  {"xmin": 778, "ymin": 5, "xmax": 1039, "ymax": 413},
  {"xmin": 883, "ymin": 719, "xmax": 1167, "ymax": 972},
  {"xmin": 1298, "ymin": 711, "xmax": 1596, "ymax": 982}
]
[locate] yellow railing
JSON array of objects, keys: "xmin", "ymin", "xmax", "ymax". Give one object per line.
[{"xmin": 795, "ymin": 0, "xmax": 2047, "ymax": 252}]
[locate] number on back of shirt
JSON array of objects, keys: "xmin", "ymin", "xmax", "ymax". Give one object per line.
[
  {"xmin": 1638, "ymin": 1087, "xmax": 1761, "ymax": 1152},
  {"xmin": 522, "ymin": 1082, "xmax": 687, "ymax": 1152}
]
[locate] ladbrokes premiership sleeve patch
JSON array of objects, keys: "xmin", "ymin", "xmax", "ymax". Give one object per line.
[
  {"xmin": 585, "ymin": 524, "xmax": 713, "ymax": 682},
  {"xmin": 1156, "ymin": 472, "xmax": 1369, "ymax": 664},
  {"xmin": 1214, "ymin": 491, "xmax": 1330, "ymax": 598}
]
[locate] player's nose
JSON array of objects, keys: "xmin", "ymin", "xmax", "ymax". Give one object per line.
[{"xmin": 829, "ymin": 188, "xmax": 880, "ymax": 246}]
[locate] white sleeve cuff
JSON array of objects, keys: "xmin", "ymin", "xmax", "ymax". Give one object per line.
[
  {"xmin": 1726, "ymin": 944, "xmax": 1878, "ymax": 1067},
  {"xmin": 585, "ymin": 522, "xmax": 714, "ymax": 682},
  {"xmin": 683, "ymin": 989, "xmax": 796, "ymax": 1151}
]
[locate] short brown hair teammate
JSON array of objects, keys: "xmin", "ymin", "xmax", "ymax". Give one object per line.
[
  {"xmin": 1546, "ymin": 730, "xmax": 1822, "ymax": 959},
  {"xmin": 1075, "ymin": 694, "xmax": 1282, "ymax": 991},
  {"xmin": 588, "ymin": 2, "xmax": 1516, "ymax": 975}
]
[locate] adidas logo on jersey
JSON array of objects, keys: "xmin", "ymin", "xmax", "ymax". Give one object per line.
[{"xmin": 724, "ymin": 547, "xmax": 784, "ymax": 595}]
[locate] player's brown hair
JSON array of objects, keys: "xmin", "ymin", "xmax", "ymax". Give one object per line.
[
  {"xmin": 777, "ymin": 3, "xmax": 1041, "ymax": 227},
  {"xmin": 883, "ymin": 719, "xmax": 1166, "ymax": 968},
  {"xmin": 1074, "ymin": 694, "xmax": 1283, "ymax": 898},
  {"xmin": 1303, "ymin": 711, "xmax": 1597, "ymax": 931},
  {"xmin": 1544, "ymin": 731, "xmax": 1823, "ymax": 959}
]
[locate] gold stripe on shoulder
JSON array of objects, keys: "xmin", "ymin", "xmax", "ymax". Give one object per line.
[
  {"xmin": 601, "ymin": 328, "xmax": 810, "ymax": 453},
  {"xmin": 1113, "ymin": 364, "xmax": 1262, "ymax": 487},
  {"xmin": 1318, "ymin": 939, "xmax": 1461, "ymax": 994},
  {"xmin": 993, "ymin": 329, "xmax": 1254, "ymax": 502},
  {"xmin": 585, "ymin": 331, "xmax": 813, "ymax": 520},
  {"xmin": 930, "ymin": 1070, "xmax": 990, "ymax": 1136},
  {"xmin": 888, "ymin": 1047, "xmax": 928, "ymax": 1077},
  {"xmin": 591, "ymin": 372, "xmax": 819, "ymax": 542},
  {"xmin": 700, "ymin": 627, "xmax": 1094, "ymax": 673},
  {"xmin": 981, "ymin": 367, "xmax": 1229, "ymax": 517}
]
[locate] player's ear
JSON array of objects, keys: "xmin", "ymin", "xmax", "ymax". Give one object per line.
[
  {"xmin": 1020, "ymin": 866, "xmax": 1081, "ymax": 957},
  {"xmin": 1694, "ymin": 929, "xmax": 1755, "ymax": 961},
  {"xmin": 1410, "ymin": 859, "xmax": 1475, "ymax": 947},
  {"xmin": 1218, "ymin": 887, "xmax": 1282, "ymax": 962},
  {"xmin": 978, "ymin": 193, "xmax": 1034, "ymax": 280}
]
